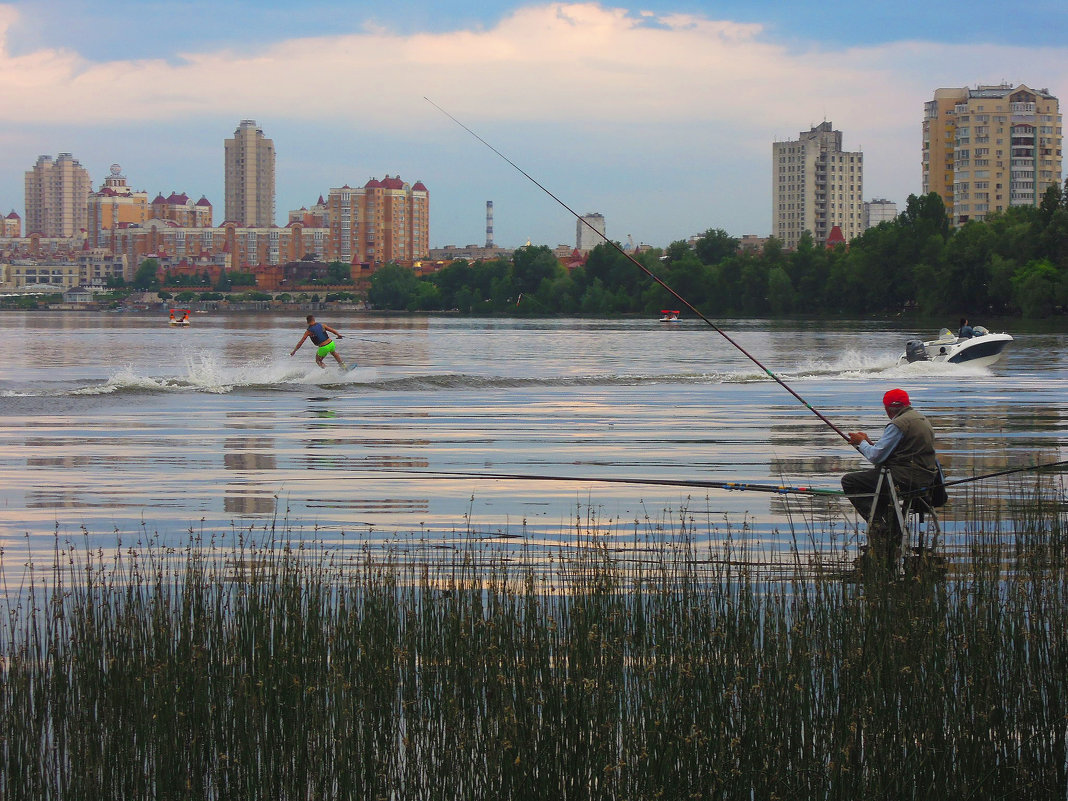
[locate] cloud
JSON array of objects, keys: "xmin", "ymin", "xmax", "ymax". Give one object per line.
[{"xmin": 0, "ymin": 1, "xmax": 1065, "ymax": 244}]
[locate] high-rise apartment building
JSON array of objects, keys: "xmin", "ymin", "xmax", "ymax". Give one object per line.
[
  {"xmin": 326, "ymin": 175, "xmax": 429, "ymax": 265},
  {"xmin": 923, "ymin": 84, "xmax": 1062, "ymax": 226},
  {"xmin": 772, "ymin": 122, "xmax": 863, "ymax": 250},
  {"xmin": 224, "ymin": 120, "xmax": 275, "ymax": 227},
  {"xmin": 24, "ymin": 153, "xmax": 92, "ymax": 238},
  {"xmin": 576, "ymin": 213, "xmax": 605, "ymax": 252}
]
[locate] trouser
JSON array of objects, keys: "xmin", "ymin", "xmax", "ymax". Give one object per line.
[{"xmin": 841, "ymin": 467, "xmax": 932, "ymax": 562}]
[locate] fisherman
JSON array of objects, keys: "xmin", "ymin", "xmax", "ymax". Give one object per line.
[
  {"xmin": 958, "ymin": 317, "xmax": 974, "ymax": 338},
  {"xmin": 290, "ymin": 314, "xmax": 346, "ymax": 368},
  {"xmin": 842, "ymin": 388, "xmax": 941, "ymax": 564}
]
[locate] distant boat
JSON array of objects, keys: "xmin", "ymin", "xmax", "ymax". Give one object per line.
[
  {"xmin": 169, "ymin": 308, "xmax": 191, "ymax": 327},
  {"xmin": 659, "ymin": 309, "xmax": 680, "ymax": 322}
]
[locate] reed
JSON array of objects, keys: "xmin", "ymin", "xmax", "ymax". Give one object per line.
[{"xmin": 1, "ymin": 489, "xmax": 1066, "ymax": 800}]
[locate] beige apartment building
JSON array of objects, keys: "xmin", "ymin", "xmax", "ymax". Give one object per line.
[
  {"xmin": 87, "ymin": 164, "xmax": 148, "ymax": 247},
  {"xmin": 923, "ymin": 84, "xmax": 1062, "ymax": 226},
  {"xmin": 224, "ymin": 120, "xmax": 275, "ymax": 227},
  {"xmin": 101, "ymin": 219, "xmax": 333, "ymax": 270},
  {"xmin": 150, "ymin": 192, "xmax": 213, "ymax": 228},
  {"xmin": 24, "ymin": 153, "xmax": 92, "ymax": 238},
  {"xmin": 2, "ymin": 211, "xmax": 20, "ymax": 238},
  {"xmin": 324, "ymin": 175, "xmax": 429, "ymax": 265},
  {"xmin": 772, "ymin": 122, "xmax": 863, "ymax": 250}
]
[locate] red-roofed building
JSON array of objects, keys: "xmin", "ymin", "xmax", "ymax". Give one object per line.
[
  {"xmin": 324, "ymin": 175, "xmax": 429, "ymax": 267},
  {"xmin": 2, "ymin": 210, "xmax": 20, "ymax": 238},
  {"xmin": 151, "ymin": 191, "xmax": 212, "ymax": 228},
  {"xmin": 825, "ymin": 225, "xmax": 846, "ymax": 249}
]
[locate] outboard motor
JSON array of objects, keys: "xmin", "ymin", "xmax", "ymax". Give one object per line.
[{"xmin": 905, "ymin": 340, "xmax": 930, "ymax": 363}]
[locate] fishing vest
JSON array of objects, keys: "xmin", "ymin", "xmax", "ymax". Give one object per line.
[{"xmin": 885, "ymin": 406, "xmax": 938, "ymax": 485}]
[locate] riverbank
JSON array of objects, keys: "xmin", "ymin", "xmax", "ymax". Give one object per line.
[{"xmin": 3, "ymin": 503, "xmax": 1066, "ymax": 799}]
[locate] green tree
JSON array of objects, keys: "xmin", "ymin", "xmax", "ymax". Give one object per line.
[
  {"xmin": 766, "ymin": 266, "xmax": 794, "ymax": 314},
  {"xmin": 1012, "ymin": 259, "xmax": 1062, "ymax": 318},
  {"xmin": 512, "ymin": 245, "xmax": 559, "ymax": 295},
  {"xmin": 133, "ymin": 258, "xmax": 160, "ymax": 290},
  {"xmin": 661, "ymin": 240, "xmax": 692, "ymax": 265},
  {"xmin": 409, "ymin": 282, "xmax": 442, "ymax": 311},
  {"xmin": 693, "ymin": 228, "xmax": 739, "ymax": 266},
  {"xmin": 368, "ymin": 262, "xmax": 419, "ymax": 309},
  {"xmin": 326, "ymin": 261, "xmax": 353, "ymax": 283}
]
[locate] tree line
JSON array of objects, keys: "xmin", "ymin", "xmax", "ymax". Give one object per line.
[{"xmin": 369, "ymin": 187, "xmax": 1068, "ymax": 318}]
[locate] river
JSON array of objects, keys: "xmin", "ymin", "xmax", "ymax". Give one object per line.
[{"xmin": 1, "ymin": 311, "xmax": 1064, "ymax": 576}]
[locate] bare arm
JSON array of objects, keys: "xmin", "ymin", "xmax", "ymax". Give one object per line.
[
  {"xmin": 323, "ymin": 325, "xmax": 343, "ymax": 339},
  {"xmin": 291, "ymin": 330, "xmax": 310, "ymax": 355}
]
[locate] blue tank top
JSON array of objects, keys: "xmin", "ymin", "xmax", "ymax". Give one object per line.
[{"xmin": 308, "ymin": 322, "xmax": 328, "ymax": 345}]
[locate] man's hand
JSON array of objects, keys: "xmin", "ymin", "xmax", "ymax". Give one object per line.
[{"xmin": 847, "ymin": 431, "xmax": 871, "ymax": 447}]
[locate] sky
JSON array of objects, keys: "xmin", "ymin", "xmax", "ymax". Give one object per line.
[{"xmin": 1, "ymin": 0, "xmax": 1066, "ymax": 250}]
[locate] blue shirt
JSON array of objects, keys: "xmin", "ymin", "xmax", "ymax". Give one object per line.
[{"xmin": 857, "ymin": 422, "xmax": 903, "ymax": 466}]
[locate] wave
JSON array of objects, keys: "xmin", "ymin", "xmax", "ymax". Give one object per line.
[
  {"xmin": 783, "ymin": 350, "xmax": 990, "ymax": 380},
  {"xmin": 59, "ymin": 353, "xmax": 379, "ymax": 396},
  {"xmin": 8, "ymin": 346, "xmax": 990, "ymax": 399}
]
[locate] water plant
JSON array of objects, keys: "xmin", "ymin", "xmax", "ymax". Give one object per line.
[{"xmin": 1, "ymin": 487, "xmax": 1065, "ymax": 799}]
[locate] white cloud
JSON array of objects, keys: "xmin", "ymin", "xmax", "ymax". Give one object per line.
[{"xmin": 0, "ymin": 1, "xmax": 1065, "ymax": 244}]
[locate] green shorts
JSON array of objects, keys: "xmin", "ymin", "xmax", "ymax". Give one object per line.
[{"xmin": 316, "ymin": 341, "xmax": 336, "ymax": 358}]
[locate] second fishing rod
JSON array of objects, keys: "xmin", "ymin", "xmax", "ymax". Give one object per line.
[{"xmin": 425, "ymin": 97, "xmax": 853, "ymax": 447}]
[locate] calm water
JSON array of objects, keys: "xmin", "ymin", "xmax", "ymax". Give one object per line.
[{"xmin": 1, "ymin": 311, "xmax": 1065, "ymax": 572}]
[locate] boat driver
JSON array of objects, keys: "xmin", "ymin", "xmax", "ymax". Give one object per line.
[{"xmin": 958, "ymin": 318, "xmax": 974, "ymax": 338}]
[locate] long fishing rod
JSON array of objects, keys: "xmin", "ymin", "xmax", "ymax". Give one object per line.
[
  {"xmin": 281, "ymin": 458, "xmax": 1068, "ymax": 502},
  {"xmin": 425, "ymin": 97, "xmax": 853, "ymax": 445},
  {"xmin": 365, "ymin": 466, "xmax": 846, "ymax": 497}
]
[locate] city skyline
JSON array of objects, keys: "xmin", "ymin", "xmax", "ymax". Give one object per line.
[{"xmin": 0, "ymin": 0, "xmax": 1066, "ymax": 249}]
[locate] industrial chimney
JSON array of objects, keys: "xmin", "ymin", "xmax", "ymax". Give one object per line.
[{"xmin": 485, "ymin": 201, "xmax": 494, "ymax": 248}]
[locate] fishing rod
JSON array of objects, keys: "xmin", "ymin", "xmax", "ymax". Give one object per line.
[
  {"xmin": 425, "ymin": 96, "xmax": 853, "ymax": 445},
  {"xmin": 291, "ymin": 466, "xmax": 846, "ymax": 498},
  {"xmin": 284, "ymin": 458, "xmax": 1068, "ymax": 503},
  {"xmin": 941, "ymin": 458, "xmax": 1068, "ymax": 489}
]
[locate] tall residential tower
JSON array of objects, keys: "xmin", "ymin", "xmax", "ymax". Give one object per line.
[
  {"xmin": 24, "ymin": 153, "xmax": 92, "ymax": 238},
  {"xmin": 923, "ymin": 84, "xmax": 1062, "ymax": 226},
  {"xmin": 576, "ymin": 213, "xmax": 605, "ymax": 253},
  {"xmin": 224, "ymin": 120, "xmax": 276, "ymax": 227},
  {"xmin": 772, "ymin": 122, "xmax": 863, "ymax": 250}
]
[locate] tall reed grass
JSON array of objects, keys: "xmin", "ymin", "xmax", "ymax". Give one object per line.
[{"xmin": 1, "ymin": 487, "xmax": 1066, "ymax": 799}]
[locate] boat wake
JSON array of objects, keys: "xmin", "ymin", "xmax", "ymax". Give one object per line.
[
  {"xmin": 67, "ymin": 353, "xmax": 380, "ymax": 395},
  {"xmin": 783, "ymin": 350, "xmax": 992, "ymax": 381},
  {"xmin": 4, "ymin": 347, "xmax": 993, "ymax": 398}
]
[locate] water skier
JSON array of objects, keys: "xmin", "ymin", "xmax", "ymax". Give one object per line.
[{"xmin": 291, "ymin": 315, "xmax": 346, "ymax": 368}]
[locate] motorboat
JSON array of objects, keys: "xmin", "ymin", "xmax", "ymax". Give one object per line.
[
  {"xmin": 659, "ymin": 309, "xmax": 680, "ymax": 322},
  {"xmin": 900, "ymin": 326, "xmax": 1012, "ymax": 367}
]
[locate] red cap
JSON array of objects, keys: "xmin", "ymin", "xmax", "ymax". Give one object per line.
[{"xmin": 883, "ymin": 388, "xmax": 910, "ymax": 408}]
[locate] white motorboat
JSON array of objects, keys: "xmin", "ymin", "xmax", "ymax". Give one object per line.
[{"xmin": 901, "ymin": 326, "xmax": 1012, "ymax": 367}]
